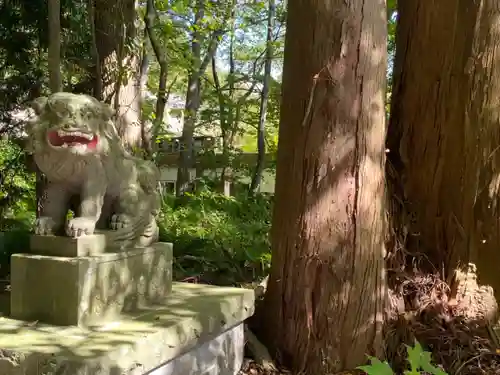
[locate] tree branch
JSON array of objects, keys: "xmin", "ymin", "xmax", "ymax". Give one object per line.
[
  {"xmin": 198, "ymin": 30, "xmax": 224, "ymax": 76},
  {"xmin": 145, "ymin": 0, "xmax": 169, "ymax": 157}
]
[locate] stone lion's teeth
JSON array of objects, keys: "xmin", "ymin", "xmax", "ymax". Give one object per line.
[{"xmin": 56, "ymin": 129, "xmax": 94, "ymax": 140}]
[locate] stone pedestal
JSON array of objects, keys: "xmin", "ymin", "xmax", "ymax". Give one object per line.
[
  {"xmin": 0, "ymin": 282, "xmax": 254, "ymax": 375},
  {"xmin": 10, "ymin": 235, "xmax": 173, "ymax": 327}
]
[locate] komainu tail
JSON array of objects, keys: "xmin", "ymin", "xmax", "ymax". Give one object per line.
[{"xmin": 99, "ymin": 214, "xmax": 159, "ymax": 250}]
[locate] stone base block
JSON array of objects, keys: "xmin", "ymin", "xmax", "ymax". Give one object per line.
[
  {"xmin": 30, "ymin": 234, "xmax": 107, "ymax": 257},
  {"xmin": 0, "ymin": 282, "xmax": 254, "ymax": 375},
  {"xmin": 10, "ymin": 242, "xmax": 173, "ymax": 327}
]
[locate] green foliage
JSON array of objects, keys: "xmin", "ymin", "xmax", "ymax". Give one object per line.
[
  {"xmin": 357, "ymin": 341, "xmax": 448, "ymax": 375},
  {"xmin": 0, "ymin": 229, "xmax": 32, "ymax": 277},
  {"xmin": 386, "ymin": 0, "xmax": 397, "ymax": 117},
  {"xmin": 404, "ymin": 341, "xmax": 447, "ymax": 375},
  {"xmin": 158, "ymin": 187, "xmax": 272, "ymax": 284},
  {"xmin": 358, "ymin": 357, "xmax": 394, "ymax": 375},
  {"xmin": 0, "ymin": 139, "xmax": 34, "ymax": 274},
  {"xmin": 0, "ymin": 0, "xmax": 93, "ymax": 128},
  {"xmin": 0, "ymin": 139, "xmax": 36, "ymax": 230}
]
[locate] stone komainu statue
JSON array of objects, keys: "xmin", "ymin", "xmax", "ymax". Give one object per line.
[{"xmin": 27, "ymin": 92, "xmax": 161, "ymax": 250}]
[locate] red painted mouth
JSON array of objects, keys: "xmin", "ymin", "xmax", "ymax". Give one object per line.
[{"xmin": 47, "ymin": 130, "xmax": 98, "ymax": 149}]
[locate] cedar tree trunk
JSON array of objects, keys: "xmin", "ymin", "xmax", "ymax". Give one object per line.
[
  {"xmin": 261, "ymin": 0, "xmax": 388, "ymax": 373},
  {"xmin": 388, "ymin": 0, "xmax": 500, "ymax": 306},
  {"xmin": 93, "ymin": 0, "xmax": 141, "ymax": 149}
]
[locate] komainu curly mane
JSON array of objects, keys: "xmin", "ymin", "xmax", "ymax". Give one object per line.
[{"xmin": 28, "ymin": 92, "xmax": 160, "ymax": 249}]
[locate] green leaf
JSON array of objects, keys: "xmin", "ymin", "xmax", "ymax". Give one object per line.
[
  {"xmin": 357, "ymin": 356, "xmax": 394, "ymax": 375},
  {"xmin": 419, "ymin": 351, "xmax": 448, "ymax": 375},
  {"xmin": 406, "ymin": 339, "xmax": 424, "ymax": 371}
]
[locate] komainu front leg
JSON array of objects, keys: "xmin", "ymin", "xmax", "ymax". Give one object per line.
[
  {"xmin": 35, "ymin": 182, "xmax": 69, "ymax": 235},
  {"xmin": 66, "ymin": 178, "xmax": 106, "ymax": 238}
]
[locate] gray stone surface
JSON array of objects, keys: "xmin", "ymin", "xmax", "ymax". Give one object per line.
[
  {"xmin": 147, "ymin": 323, "xmax": 244, "ymax": 375},
  {"xmin": 0, "ymin": 282, "xmax": 255, "ymax": 375},
  {"xmin": 30, "ymin": 234, "xmax": 107, "ymax": 257},
  {"xmin": 10, "ymin": 242, "xmax": 173, "ymax": 326}
]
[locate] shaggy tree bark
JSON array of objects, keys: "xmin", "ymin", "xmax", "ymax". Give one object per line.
[
  {"xmin": 388, "ymin": 0, "xmax": 500, "ymax": 305},
  {"xmin": 91, "ymin": 0, "xmax": 141, "ymax": 149},
  {"xmin": 261, "ymin": 0, "xmax": 388, "ymax": 373}
]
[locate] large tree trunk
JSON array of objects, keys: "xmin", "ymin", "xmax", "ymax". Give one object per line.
[
  {"xmin": 260, "ymin": 0, "xmax": 388, "ymax": 373},
  {"xmin": 92, "ymin": 0, "xmax": 141, "ymax": 149},
  {"xmin": 388, "ymin": 0, "xmax": 500, "ymax": 305}
]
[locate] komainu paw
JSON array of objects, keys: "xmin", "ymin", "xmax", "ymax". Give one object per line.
[
  {"xmin": 34, "ymin": 217, "xmax": 58, "ymax": 235},
  {"xmin": 66, "ymin": 217, "xmax": 96, "ymax": 238}
]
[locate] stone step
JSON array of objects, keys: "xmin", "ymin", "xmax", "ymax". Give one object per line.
[{"xmin": 0, "ymin": 282, "xmax": 255, "ymax": 375}]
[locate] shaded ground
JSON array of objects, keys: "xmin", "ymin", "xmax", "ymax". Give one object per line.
[
  {"xmin": 238, "ymin": 359, "xmax": 291, "ymax": 375},
  {"xmin": 241, "ymin": 260, "xmax": 500, "ymax": 374},
  {"xmin": 0, "ymin": 279, "xmax": 9, "ymax": 316},
  {"xmin": 385, "ymin": 265, "xmax": 500, "ymax": 374}
]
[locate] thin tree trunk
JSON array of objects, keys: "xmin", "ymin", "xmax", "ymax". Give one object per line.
[
  {"xmin": 176, "ymin": 0, "xmax": 229, "ymax": 196},
  {"xmin": 40, "ymin": 0, "xmax": 61, "ymax": 217},
  {"xmin": 260, "ymin": 0, "xmax": 388, "ymax": 372},
  {"xmin": 48, "ymin": 0, "xmax": 61, "ymax": 93},
  {"xmin": 212, "ymin": 56, "xmax": 226, "ymax": 138},
  {"xmin": 388, "ymin": 0, "xmax": 500, "ymax": 308},
  {"xmin": 211, "ymin": 55, "xmax": 230, "ymax": 193},
  {"xmin": 144, "ymin": 0, "xmax": 168, "ymax": 159},
  {"xmin": 219, "ymin": 8, "xmax": 236, "ymax": 188},
  {"xmin": 249, "ymin": 0, "xmax": 275, "ymax": 194},
  {"xmin": 139, "ymin": 37, "xmax": 151, "ymax": 156},
  {"xmin": 176, "ymin": 0, "xmax": 205, "ymax": 196},
  {"xmin": 88, "ymin": 0, "xmax": 102, "ymax": 100}
]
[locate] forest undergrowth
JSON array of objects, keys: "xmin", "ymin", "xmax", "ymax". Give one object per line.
[
  {"xmin": 385, "ymin": 252, "xmax": 500, "ymax": 374},
  {"xmin": 383, "ymin": 171, "xmax": 500, "ymax": 375}
]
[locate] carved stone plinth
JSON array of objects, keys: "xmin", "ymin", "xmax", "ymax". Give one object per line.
[
  {"xmin": 10, "ymin": 236, "xmax": 173, "ymax": 327},
  {"xmin": 30, "ymin": 234, "xmax": 107, "ymax": 257}
]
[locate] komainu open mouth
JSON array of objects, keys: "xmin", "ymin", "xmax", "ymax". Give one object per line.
[{"xmin": 47, "ymin": 130, "xmax": 98, "ymax": 149}]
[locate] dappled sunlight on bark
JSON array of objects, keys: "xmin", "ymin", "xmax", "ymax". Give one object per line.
[
  {"xmin": 387, "ymin": 0, "xmax": 500, "ymax": 306},
  {"xmin": 258, "ymin": 0, "xmax": 389, "ymax": 373}
]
